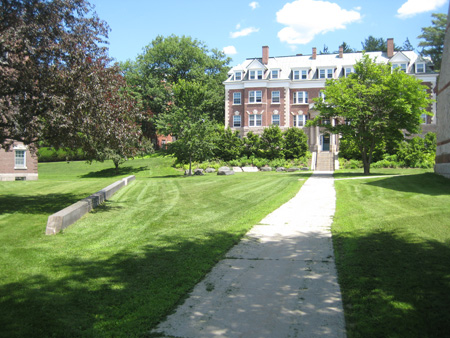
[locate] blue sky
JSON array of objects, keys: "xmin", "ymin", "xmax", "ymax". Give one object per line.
[{"xmin": 89, "ymin": 0, "xmax": 449, "ymax": 66}]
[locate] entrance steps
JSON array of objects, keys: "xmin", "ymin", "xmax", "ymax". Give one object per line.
[{"xmin": 316, "ymin": 152, "xmax": 334, "ymax": 171}]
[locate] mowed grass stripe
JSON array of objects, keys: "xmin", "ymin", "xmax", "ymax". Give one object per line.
[
  {"xmin": 332, "ymin": 169, "xmax": 450, "ymax": 337},
  {"xmin": 0, "ymin": 157, "xmax": 306, "ymax": 337}
]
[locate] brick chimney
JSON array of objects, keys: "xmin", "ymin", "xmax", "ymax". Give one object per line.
[
  {"xmin": 387, "ymin": 38, "xmax": 394, "ymax": 58},
  {"xmin": 339, "ymin": 45, "xmax": 343, "ymax": 58},
  {"xmin": 312, "ymin": 47, "xmax": 317, "ymax": 60},
  {"xmin": 262, "ymin": 46, "xmax": 269, "ymax": 65}
]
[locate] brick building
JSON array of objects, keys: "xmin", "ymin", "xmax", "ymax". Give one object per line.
[
  {"xmin": 435, "ymin": 4, "xmax": 450, "ymax": 178},
  {"xmin": 224, "ymin": 39, "xmax": 438, "ymax": 170},
  {"xmin": 0, "ymin": 141, "xmax": 38, "ymax": 181}
]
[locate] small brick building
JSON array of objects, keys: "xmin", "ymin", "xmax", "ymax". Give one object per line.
[{"xmin": 0, "ymin": 141, "xmax": 38, "ymax": 181}]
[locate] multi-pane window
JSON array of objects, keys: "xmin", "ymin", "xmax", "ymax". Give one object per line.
[
  {"xmin": 293, "ymin": 91, "xmax": 308, "ymax": 104},
  {"xmin": 293, "ymin": 115, "xmax": 307, "ymax": 127},
  {"xmin": 272, "ymin": 114, "xmax": 280, "ymax": 125},
  {"xmin": 233, "ymin": 92, "xmax": 241, "ymax": 104},
  {"xmin": 416, "ymin": 63, "xmax": 425, "ymax": 73},
  {"xmin": 249, "ymin": 90, "xmax": 262, "ymax": 103},
  {"xmin": 235, "ymin": 71, "xmax": 242, "ymax": 81},
  {"xmin": 345, "ymin": 67, "xmax": 354, "ymax": 77},
  {"xmin": 319, "ymin": 91, "xmax": 326, "ymax": 101},
  {"xmin": 249, "ymin": 70, "xmax": 263, "ymax": 80},
  {"xmin": 271, "ymin": 70, "xmax": 279, "ymax": 79},
  {"xmin": 233, "ymin": 115, "xmax": 241, "ymax": 127},
  {"xmin": 319, "ymin": 68, "xmax": 333, "ymax": 79},
  {"xmin": 392, "ymin": 63, "xmax": 407, "ymax": 72},
  {"xmin": 15, "ymin": 150, "xmax": 25, "ymax": 168},
  {"xmin": 293, "ymin": 69, "xmax": 308, "ymax": 80},
  {"xmin": 272, "ymin": 91, "xmax": 280, "ymax": 103},
  {"xmin": 249, "ymin": 114, "xmax": 262, "ymax": 127}
]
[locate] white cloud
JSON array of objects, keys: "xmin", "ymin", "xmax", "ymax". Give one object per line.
[
  {"xmin": 276, "ymin": 0, "xmax": 361, "ymax": 45},
  {"xmin": 249, "ymin": 2, "xmax": 260, "ymax": 10},
  {"xmin": 223, "ymin": 46, "xmax": 238, "ymax": 55},
  {"xmin": 230, "ymin": 26, "xmax": 260, "ymax": 38},
  {"xmin": 397, "ymin": 0, "xmax": 447, "ymax": 19}
]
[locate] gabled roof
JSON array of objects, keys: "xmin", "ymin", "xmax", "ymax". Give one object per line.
[
  {"xmin": 246, "ymin": 59, "xmax": 267, "ymax": 70},
  {"xmin": 389, "ymin": 51, "xmax": 410, "ymax": 63}
]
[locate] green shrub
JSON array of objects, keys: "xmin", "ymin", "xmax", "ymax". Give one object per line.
[
  {"xmin": 38, "ymin": 147, "xmax": 86, "ymax": 162},
  {"xmin": 283, "ymin": 127, "xmax": 308, "ymax": 159}
]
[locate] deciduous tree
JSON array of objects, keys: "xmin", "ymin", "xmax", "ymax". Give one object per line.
[
  {"xmin": 311, "ymin": 54, "xmax": 432, "ymax": 174},
  {"xmin": 155, "ymin": 80, "xmax": 217, "ymax": 175},
  {"xmin": 121, "ymin": 35, "xmax": 231, "ymax": 137}
]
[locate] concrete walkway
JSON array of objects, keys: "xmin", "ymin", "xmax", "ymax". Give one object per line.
[{"xmin": 152, "ymin": 172, "xmax": 346, "ymax": 338}]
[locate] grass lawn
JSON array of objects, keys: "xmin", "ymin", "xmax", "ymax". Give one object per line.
[
  {"xmin": 332, "ymin": 168, "xmax": 450, "ymax": 337},
  {"xmin": 0, "ymin": 156, "xmax": 307, "ymax": 337}
]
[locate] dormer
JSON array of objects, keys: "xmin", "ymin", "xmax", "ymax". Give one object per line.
[
  {"xmin": 390, "ymin": 52, "xmax": 410, "ymax": 73},
  {"xmin": 246, "ymin": 59, "xmax": 267, "ymax": 80},
  {"xmin": 292, "ymin": 67, "xmax": 310, "ymax": 80},
  {"xmin": 414, "ymin": 56, "xmax": 429, "ymax": 74},
  {"xmin": 270, "ymin": 68, "xmax": 281, "ymax": 79}
]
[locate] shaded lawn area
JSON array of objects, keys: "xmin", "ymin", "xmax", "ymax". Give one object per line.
[
  {"xmin": 332, "ymin": 169, "xmax": 450, "ymax": 337},
  {"xmin": 0, "ymin": 157, "xmax": 307, "ymax": 337}
]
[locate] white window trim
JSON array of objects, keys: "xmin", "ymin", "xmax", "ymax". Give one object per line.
[
  {"xmin": 234, "ymin": 71, "xmax": 242, "ymax": 81},
  {"xmin": 271, "ymin": 69, "xmax": 280, "ymax": 79},
  {"xmin": 293, "ymin": 115, "xmax": 307, "ymax": 127},
  {"xmin": 416, "ymin": 63, "xmax": 425, "ymax": 73},
  {"xmin": 344, "ymin": 67, "xmax": 354, "ymax": 77},
  {"xmin": 293, "ymin": 91, "xmax": 308, "ymax": 104},
  {"xmin": 392, "ymin": 63, "xmax": 408, "ymax": 72},
  {"xmin": 233, "ymin": 92, "xmax": 241, "ymax": 105},
  {"xmin": 249, "ymin": 114, "xmax": 262, "ymax": 127},
  {"xmin": 272, "ymin": 114, "xmax": 280, "ymax": 125},
  {"xmin": 233, "ymin": 115, "xmax": 242, "ymax": 127},
  {"xmin": 249, "ymin": 69, "xmax": 264, "ymax": 80},
  {"xmin": 292, "ymin": 68, "xmax": 309, "ymax": 80},
  {"xmin": 14, "ymin": 149, "xmax": 27, "ymax": 169},
  {"xmin": 271, "ymin": 91, "xmax": 280, "ymax": 104},
  {"xmin": 249, "ymin": 90, "xmax": 262, "ymax": 104},
  {"xmin": 319, "ymin": 68, "xmax": 334, "ymax": 79}
]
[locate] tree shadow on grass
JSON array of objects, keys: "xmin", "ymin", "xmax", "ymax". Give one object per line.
[
  {"xmin": 333, "ymin": 229, "xmax": 450, "ymax": 337},
  {"xmin": 0, "ymin": 193, "xmax": 83, "ymax": 215},
  {"xmin": 364, "ymin": 173, "xmax": 450, "ymax": 196},
  {"xmin": 81, "ymin": 166, "xmax": 148, "ymax": 178},
  {"xmin": 0, "ymin": 231, "xmax": 242, "ymax": 337}
]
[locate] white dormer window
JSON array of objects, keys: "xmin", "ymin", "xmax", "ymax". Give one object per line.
[
  {"xmin": 235, "ymin": 71, "xmax": 242, "ymax": 81},
  {"xmin": 249, "ymin": 70, "xmax": 263, "ymax": 80},
  {"xmin": 271, "ymin": 69, "xmax": 279, "ymax": 79},
  {"xmin": 319, "ymin": 68, "xmax": 333, "ymax": 79},
  {"xmin": 392, "ymin": 63, "xmax": 407, "ymax": 72},
  {"xmin": 416, "ymin": 63, "xmax": 425, "ymax": 73},
  {"xmin": 293, "ymin": 69, "xmax": 308, "ymax": 80},
  {"xmin": 345, "ymin": 67, "xmax": 354, "ymax": 77}
]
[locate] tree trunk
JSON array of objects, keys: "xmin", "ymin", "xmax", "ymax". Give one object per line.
[{"xmin": 113, "ymin": 159, "xmax": 120, "ymax": 174}]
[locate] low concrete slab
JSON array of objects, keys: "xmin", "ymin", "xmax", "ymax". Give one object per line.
[
  {"xmin": 152, "ymin": 172, "xmax": 346, "ymax": 338},
  {"xmin": 242, "ymin": 166, "xmax": 259, "ymax": 172},
  {"xmin": 45, "ymin": 175, "xmax": 135, "ymax": 235}
]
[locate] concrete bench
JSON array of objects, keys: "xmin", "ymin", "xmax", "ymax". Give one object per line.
[{"xmin": 45, "ymin": 175, "xmax": 135, "ymax": 235}]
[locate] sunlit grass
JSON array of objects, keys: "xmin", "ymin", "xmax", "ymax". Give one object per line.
[
  {"xmin": 0, "ymin": 156, "xmax": 306, "ymax": 337},
  {"xmin": 332, "ymin": 170, "xmax": 450, "ymax": 337}
]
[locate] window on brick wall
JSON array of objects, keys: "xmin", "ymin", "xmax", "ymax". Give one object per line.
[
  {"xmin": 272, "ymin": 114, "xmax": 280, "ymax": 125},
  {"xmin": 14, "ymin": 150, "xmax": 26, "ymax": 169},
  {"xmin": 293, "ymin": 115, "xmax": 307, "ymax": 127},
  {"xmin": 249, "ymin": 90, "xmax": 262, "ymax": 103},
  {"xmin": 293, "ymin": 91, "xmax": 308, "ymax": 104},
  {"xmin": 249, "ymin": 114, "xmax": 262, "ymax": 127},
  {"xmin": 233, "ymin": 92, "xmax": 241, "ymax": 104},
  {"xmin": 272, "ymin": 91, "xmax": 280, "ymax": 103},
  {"xmin": 233, "ymin": 115, "xmax": 241, "ymax": 127}
]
